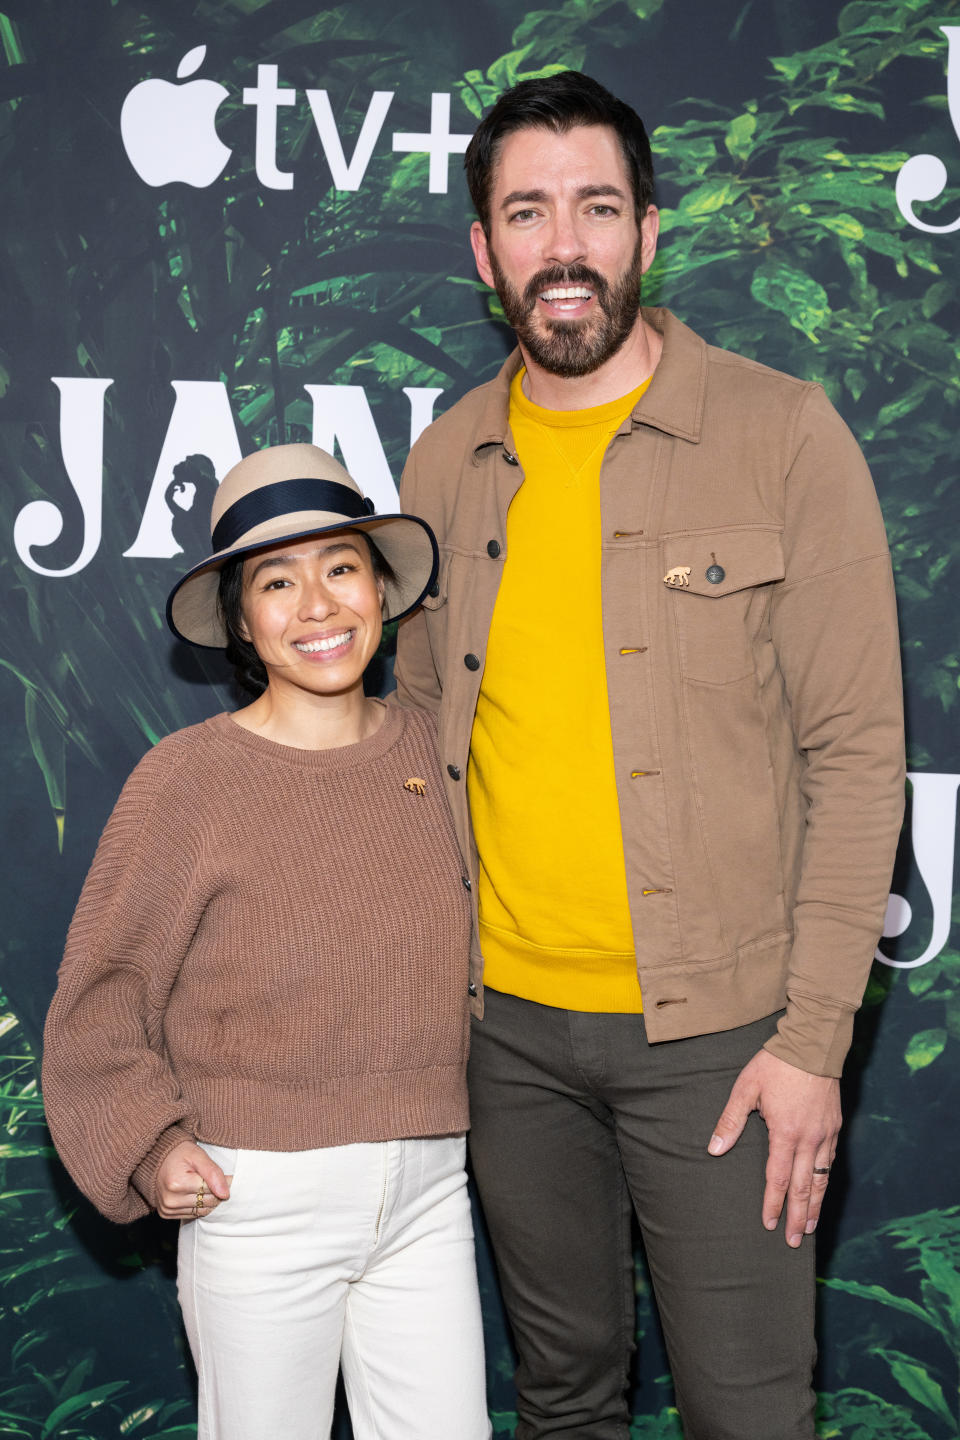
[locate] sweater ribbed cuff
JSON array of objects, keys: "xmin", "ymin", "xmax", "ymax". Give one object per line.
[{"xmin": 131, "ymin": 1124, "xmax": 196, "ymax": 1211}]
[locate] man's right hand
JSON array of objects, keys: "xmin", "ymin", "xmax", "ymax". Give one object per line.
[{"xmin": 707, "ymin": 1048, "xmax": 840, "ymax": 1246}]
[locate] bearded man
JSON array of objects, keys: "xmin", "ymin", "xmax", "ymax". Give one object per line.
[{"xmin": 394, "ymin": 70, "xmax": 904, "ymax": 1440}]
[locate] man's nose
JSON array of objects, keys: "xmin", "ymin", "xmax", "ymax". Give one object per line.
[{"xmin": 544, "ymin": 208, "xmax": 587, "ymax": 267}]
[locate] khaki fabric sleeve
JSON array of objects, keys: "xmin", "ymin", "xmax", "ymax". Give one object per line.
[
  {"xmin": 764, "ymin": 384, "xmax": 905, "ymax": 1076},
  {"xmin": 395, "ymin": 447, "xmax": 443, "ymax": 715}
]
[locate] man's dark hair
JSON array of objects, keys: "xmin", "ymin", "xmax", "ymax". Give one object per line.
[
  {"xmin": 216, "ymin": 532, "xmax": 396, "ymax": 699},
  {"xmin": 464, "ymin": 70, "xmax": 655, "ymax": 234}
]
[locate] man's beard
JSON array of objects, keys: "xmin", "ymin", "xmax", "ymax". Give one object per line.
[{"xmin": 487, "ymin": 243, "xmax": 645, "ymax": 378}]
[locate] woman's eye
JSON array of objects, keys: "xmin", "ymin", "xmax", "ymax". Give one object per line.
[
  {"xmin": 264, "ymin": 578, "xmax": 290, "ymax": 590},
  {"xmin": 329, "ymin": 563, "xmax": 356, "ymax": 577}
]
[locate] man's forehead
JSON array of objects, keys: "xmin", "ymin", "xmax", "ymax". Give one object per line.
[{"xmin": 489, "ymin": 123, "xmax": 628, "ymax": 194}]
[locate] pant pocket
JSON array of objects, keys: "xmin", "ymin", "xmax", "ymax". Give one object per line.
[
  {"xmin": 198, "ymin": 1141, "xmax": 239, "ymax": 1174},
  {"xmin": 194, "ymin": 1143, "xmax": 243, "ymax": 1222}
]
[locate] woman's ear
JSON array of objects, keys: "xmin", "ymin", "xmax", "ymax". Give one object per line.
[
  {"xmin": 235, "ymin": 609, "xmax": 251, "ymax": 643},
  {"xmin": 377, "ymin": 576, "xmax": 386, "ymax": 611}
]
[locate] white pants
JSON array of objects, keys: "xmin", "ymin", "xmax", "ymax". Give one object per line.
[{"xmin": 178, "ymin": 1135, "xmax": 491, "ymax": 1440}]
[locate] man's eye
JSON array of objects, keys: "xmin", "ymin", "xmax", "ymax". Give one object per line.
[
  {"xmin": 509, "ymin": 208, "xmax": 538, "ymax": 223},
  {"xmin": 589, "ymin": 204, "xmax": 617, "ymax": 217}
]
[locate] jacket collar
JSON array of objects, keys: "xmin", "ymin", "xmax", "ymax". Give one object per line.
[
  {"xmin": 468, "ymin": 350, "xmax": 524, "ymax": 459},
  {"xmin": 470, "ymin": 307, "xmax": 707, "ymax": 456},
  {"xmin": 634, "ymin": 308, "xmax": 707, "ymax": 443}
]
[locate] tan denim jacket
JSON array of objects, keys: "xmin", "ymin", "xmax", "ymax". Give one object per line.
[{"xmin": 395, "ymin": 308, "xmax": 904, "ymax": 1077}]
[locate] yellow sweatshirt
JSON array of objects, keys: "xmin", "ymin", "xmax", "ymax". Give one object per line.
[{"xmin": 468, "ymin": 370, "xmax": 651, "ymax": 1012}]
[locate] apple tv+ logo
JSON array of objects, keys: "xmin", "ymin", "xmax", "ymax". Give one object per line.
[
  {"xmin": 121, "ymin": 47, "xmax": 230, "ymax": 187},
  {"xmin": 120, "ymin": 45, "xmax": 472, "ymax": 194}
]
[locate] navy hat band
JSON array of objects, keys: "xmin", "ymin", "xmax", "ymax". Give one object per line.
[{"xmin": 211, "ymin": 477, "xmax": 375, "ymax": 553}]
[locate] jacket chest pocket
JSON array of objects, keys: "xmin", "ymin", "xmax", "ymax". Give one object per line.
[{"xmin": 661, "ymin": 526, "xmax": 784, "ymax": 685}]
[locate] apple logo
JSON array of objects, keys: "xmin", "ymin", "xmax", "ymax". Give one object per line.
[{"xmin": 121, "ymin": 46, "xmax": 231, "ymax": 187}]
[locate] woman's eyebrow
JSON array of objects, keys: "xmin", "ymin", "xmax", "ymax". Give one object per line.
[{"xmin": 247, "ymin": 542, "xmax": 360, "ymax": 583}]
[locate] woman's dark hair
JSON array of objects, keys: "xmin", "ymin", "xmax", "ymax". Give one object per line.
[
  {"xmin": 464, "ymin": 70, "xmax": 655, "ymax": 234},
  {"xmin": 216, "ymin": 532, "xmax": 397, "ymax": 699}
]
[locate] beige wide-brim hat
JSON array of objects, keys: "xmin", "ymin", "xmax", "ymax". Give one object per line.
[{"xmin": 166, "ymin": 443, "xmax": 439, "ymax": 648}]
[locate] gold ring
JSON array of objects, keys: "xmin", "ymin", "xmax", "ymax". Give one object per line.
[{"xmin": 195, "ymin": 1184, "xmax": 206, "ymax": 1206}]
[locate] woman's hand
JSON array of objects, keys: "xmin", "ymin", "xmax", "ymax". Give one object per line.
[{"xmin": 155, "ymin": 1140, "xmax": 231, "ymax": 1221}]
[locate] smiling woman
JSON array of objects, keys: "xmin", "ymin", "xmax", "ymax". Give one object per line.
[
  {"xmin": 216, "ymin": 529, "xmax": 397, "ymax": 724},
  {"xmin": 42, "ymin": 444, "xmax": 492, "ymax": 1440},
  {"xmin": 246, "ymin": 534, "xmax": 382, "ymax": 668},
  {"xmin": 236, "ymin": 533, "xmax": 385, "ymax": 701}
]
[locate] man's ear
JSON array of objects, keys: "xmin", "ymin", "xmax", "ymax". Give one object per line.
[
  {"xmin": 639, "ymin": 204, "xmax": 660, "ymax": 275},
  {"xmin": 470, "ymin": 220, "xmax": 495, "ymax": 289}
]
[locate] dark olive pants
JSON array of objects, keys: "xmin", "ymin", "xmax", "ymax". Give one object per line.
[{"xmin": 467, "ymin": 992, "xmax": 817, "ymax": 1440}]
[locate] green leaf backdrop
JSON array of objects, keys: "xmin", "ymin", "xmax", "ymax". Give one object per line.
[{"xmin": 0, "ymin": 1, "xmax": 958, "ymax": 1434}]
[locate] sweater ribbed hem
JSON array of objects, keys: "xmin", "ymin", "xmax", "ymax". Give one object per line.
[
  {"xmin": 480, "ymin": 921, "xmax": 643, "ymax": 1013},
  {"xmin": 190, "ymin": 1066, "xmax": 469, "ymax": 1151}
]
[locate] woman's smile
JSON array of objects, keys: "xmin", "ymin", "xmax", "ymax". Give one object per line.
[
  {"xmin": 238, "ymin": 533, "xmax": 384, "ymax": 702},
  {"xmin": 292, "ymin": 628, "xmax": 356, "ymax": 657}
]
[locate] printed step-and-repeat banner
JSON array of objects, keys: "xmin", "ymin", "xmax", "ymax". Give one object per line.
[{"xmin": 1, "ymin": 1, "xmax": 958, "ymax": 1436}]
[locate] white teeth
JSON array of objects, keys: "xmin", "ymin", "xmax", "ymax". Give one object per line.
[
  {"xmin": 294, "ymin": 631, "xmax": 353, "ymax": 654},
  {"xmin": 540, "ymin": 286, "xmax": 593, "ymax": 302}
]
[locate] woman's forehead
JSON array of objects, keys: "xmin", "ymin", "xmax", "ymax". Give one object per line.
[{"xmin": 242, "ymin": 531, "xmax": 367, "ymax": 576}]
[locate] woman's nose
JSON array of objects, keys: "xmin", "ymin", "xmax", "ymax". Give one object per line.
[{"xmin": 298, "ymin": 577, "xmax": 336, "ymax": 619}]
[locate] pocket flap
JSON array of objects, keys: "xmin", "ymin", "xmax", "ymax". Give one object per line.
[{"xmin": 661, "ymin": 526, "xmax": 784, "ymax": 597}]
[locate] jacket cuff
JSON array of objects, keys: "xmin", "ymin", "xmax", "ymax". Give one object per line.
[
  {"xmin": 131, "ymin": 1124, "xmax": 195, "ymax": 1211},
  {"xmin": 763, "ymin": 992, "xmax": 856, "ymax": 1078}
]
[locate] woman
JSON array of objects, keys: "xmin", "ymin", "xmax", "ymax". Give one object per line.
[{"xmin": 42, "ymin": 444, "xmax": 491, "ymax": 1440}]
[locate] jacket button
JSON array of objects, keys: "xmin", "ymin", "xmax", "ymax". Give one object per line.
[
  {"xmin": 503, "ymin": 450, "xmax": 519, "ymax": 466},
  {"xmin": 461, "ymin": 875, "xmax": 472, "ymax": 891},
  {"xmin": 468, "ymin": 981, "xmax": 478, "ymax": 997},
  {"xmin": 464, "ymin": 653, "xmax": 481, "ymax": 671},
  {"xmin": 705, "ymin": 564, "xmax": 725, "ymax": 584},
  {"xmin": 427, "ymin": 580, "xmax": 440, "ymax": 598},
  {"xmin": 447, "ymin": 764, "xmax": 461, "ymax": 781},
  {"xmin": 487, "ymin": 539, "xmax": 501, "ymax": 558}
]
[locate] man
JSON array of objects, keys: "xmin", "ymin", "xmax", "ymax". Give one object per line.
[{"xmin": 394, "ymin": 70, "xmax": 904, "ymax": 1440}]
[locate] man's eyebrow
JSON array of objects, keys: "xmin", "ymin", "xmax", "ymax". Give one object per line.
[
  {"xmin": 575, "ymin": 184, "xmax": 630, "ymax": 202},
  {"xmin": 501, "ymin": 188, "xmax": 549, "ymax": 209},
  {"xmin": 500, "ymin": 184, "xmax": 630, "ymax": 210},
  {"xmin": 247, "ymin": 541, "xmax": 360, "ymax": 583}
]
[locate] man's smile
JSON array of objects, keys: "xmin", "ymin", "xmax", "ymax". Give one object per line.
[{"xmin": 538, "ymin": 284, "xmax": 596, "ymax": 310}]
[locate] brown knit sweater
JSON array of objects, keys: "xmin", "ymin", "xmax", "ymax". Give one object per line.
[{"xmin": 42, "ymin": 703, "xmax": 471, "ymax": 1224}]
